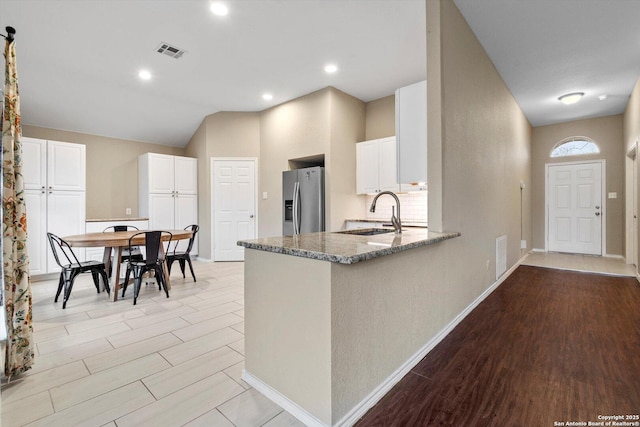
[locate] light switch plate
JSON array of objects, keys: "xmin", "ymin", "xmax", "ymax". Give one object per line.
[
  {"xmin": 608, "ymin": 192, "xmax": 617, "ymax": 199},
  {"xmin": 262, "ymin": 192, "xmax": 268, "ymax": 200}
]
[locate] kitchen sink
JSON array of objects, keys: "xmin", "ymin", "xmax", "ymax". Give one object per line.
[{"xmin": 336, "ymin": 228, "xmax": 395, "ymax": 236}]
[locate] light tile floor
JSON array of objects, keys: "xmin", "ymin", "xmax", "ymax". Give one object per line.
[
  {"xmin": 522, "ymin": 251, "xmax": 637, "ymax": 276},
  {"xmin": 1, "ymin": 261, "xmax": 305, "ymax": 427}
]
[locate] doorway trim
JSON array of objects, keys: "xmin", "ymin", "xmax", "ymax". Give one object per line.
[
  {"xmin": 544, "ymin": 159, "xmax": 606, "ymax": 255},
  {"xmin": 625, "ymin": 141, "xmax": 638, "ymax": 273},
  {"xmin": 210, "ymin": 157, "xmax": 259, "ymax": 262}
]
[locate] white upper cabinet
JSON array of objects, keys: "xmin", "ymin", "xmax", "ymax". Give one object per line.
[
  {"xmin": 22, "ymin": 137, "xmax": 47, "ymax": 190},
  {"xmin": 356, "ymin": 137, "xmax": 400, "ymax": 195},
  {"xmin": 141, "ymin": 153, "xmax": 197, "ymax": 195},
  {"xmin": 47, "ymin": 140, "xmax": 86, "ymax": 191},
  {"xmin": 396, "ymin": 80, "xmax": 427, "ymax": 185},
  {"xmin": 174, "ymin": 156, "xmax": 198, "ymax": 194},
  {"xmin": 146, "ymin": 153, "xmax": 176, "ymax": 193}
]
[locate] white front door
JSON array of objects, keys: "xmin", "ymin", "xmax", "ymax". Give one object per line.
[
  {"xmin": 212, "ymin": 159, "xmax": 257, "ymax": 261},
  {"xmin": 548, "ymin": 162, "xmax": 603, "ymax": 255}
]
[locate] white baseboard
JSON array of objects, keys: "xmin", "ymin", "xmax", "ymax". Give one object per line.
[
  {"xmin": 194, "ymin": 256, "xmax": 213, "ymax": 263},
  {"xmin": 532, "ymin": 248, "xmax": 546, "ymax": 253},
  {"xmin": 636, "ymin": 272, "xmax": 640, "ymax": 284},
  {"xmin": 244, "ymin": 254, "xmax": 527, "ymax": 427},
  {"xmin": 242, "ymin": 370, "xmax": 328, "ymax": 427},
  {"xmin": 603, "ymin": 254, "xmax": 625, "ymax": 261}
]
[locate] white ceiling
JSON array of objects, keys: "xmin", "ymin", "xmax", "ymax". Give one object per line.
[
  {"xmin": 3, "ymin": 1, "xmax": 640, "ymax": 148},
  {"xmin": 1, "ymin": 0, "xmax": 426, "ymax": 147},
  {"xmin": 454, "ymin": 0, "xmax": 640, "ymax": 127}
]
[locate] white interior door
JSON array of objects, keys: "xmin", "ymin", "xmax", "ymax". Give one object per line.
[
  {"xmin": 548, "ymin": 162, "xmax": 602, "ymax": 255},
  {"xmin": 213, "ymin": 159, "xmax": 256, "ymax": 261}
]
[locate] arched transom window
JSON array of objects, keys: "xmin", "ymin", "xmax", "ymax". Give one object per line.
[{"xmin": 550, "ymin": 136, "xmax": 600, "ymax": 158}]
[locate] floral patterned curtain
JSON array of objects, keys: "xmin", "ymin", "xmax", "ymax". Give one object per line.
[{"xmin": 2, "ymin": 34, "xmax": 34, "ymax": 378}]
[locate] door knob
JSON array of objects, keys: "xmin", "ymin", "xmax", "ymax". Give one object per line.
[
  {"xmin": 595, "ymin": 212, "xmax": 600, "ymax": 216},
  {"xmin": 250, "ymin": 214, "xmax": 254, "ymax": 218},
  {"xmin": 595, "ymin": 205, "xmax": 600, "ymax": 209}
]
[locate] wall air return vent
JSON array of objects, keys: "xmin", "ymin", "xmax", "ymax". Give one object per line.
[{"xmin": 156, "ymin": 42, "xmax": 186, "ymax": 59}]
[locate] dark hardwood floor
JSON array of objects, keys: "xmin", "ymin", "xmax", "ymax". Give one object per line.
[{"xmin": 356, "ymin": 265, "xmax": 640, "ymax": 427}]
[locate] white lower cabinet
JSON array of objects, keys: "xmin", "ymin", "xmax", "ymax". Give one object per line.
[
  {"xmin": 25, "ymin": 191, "xmax": 47, "ymax": 275},
  {"xmin": 46, "ymin": 191, "xmax": 86, "ymax": 272}
]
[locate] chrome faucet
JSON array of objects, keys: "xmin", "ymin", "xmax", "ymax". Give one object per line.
[{"xmin": 369, "ymin": 191, "xmax": 402, "ymax": 234}]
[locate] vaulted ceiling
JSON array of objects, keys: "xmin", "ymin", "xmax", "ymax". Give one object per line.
[{"xmin": 2, "ymin": 1, "xmax": 639, "ymax": 147}]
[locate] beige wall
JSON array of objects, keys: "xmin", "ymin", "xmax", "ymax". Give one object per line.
[
  {"xmin": 437, "ymin": 0, "xmax": 532, "ymax": 275},
  {"xmin": 531, "ymin": 115, "xmax": 625, "ymax": 255},
  {"xmin": 185, "ymin": 112, "xmax": 261, "ymax": 260},
  {"xmin": 364, "ymin": 95, "xmax": 395, "ymax": 140},
  {"xmin": 623, "ymin": 77, "xmax": 640, "ymax": 270},
  {"xmin": 327, "ymin": 89, "xmax": 367, "ymax": 231},
  {"xmin": 259, "ymin": 88, "xmax": 331, "ymax": 237},
  {"xmin": 22, "ymin": 125, "xmax": 184, "ymax": 219},
  {"xmin": 258, "ymin": 87, "xmax": 365, "ymax": 237},
  {"xmin": 184, "ymin": 120, "xmax": 208, "ymax": 256}
]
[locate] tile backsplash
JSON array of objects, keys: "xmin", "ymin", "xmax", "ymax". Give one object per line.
[{"xmin": 365, "ymin": 192, "xmax": 428, "ymax": 223}]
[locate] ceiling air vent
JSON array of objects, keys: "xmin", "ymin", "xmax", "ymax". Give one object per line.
[{"xmin": 156, "ymin": 42, "xmax": 186, "ymax": 59}]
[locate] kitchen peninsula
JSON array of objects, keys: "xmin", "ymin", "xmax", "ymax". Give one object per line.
[{"xmin": 238, "ymin": 228, "xmax": 460, "ymax": 426}]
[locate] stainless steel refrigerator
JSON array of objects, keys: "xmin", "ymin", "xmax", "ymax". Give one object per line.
[{"xmin": 283, "ymin": 166, "xmax": 325, "ymax": 236}]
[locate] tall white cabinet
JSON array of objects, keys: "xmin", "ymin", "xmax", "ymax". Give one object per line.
[
  {"xmin": 138, "ymin": 153, "xmax": 198, "ymax": 253},
  {"xmin": 22, "ymin": 137, "xmax": 86, "ymax": 275}
]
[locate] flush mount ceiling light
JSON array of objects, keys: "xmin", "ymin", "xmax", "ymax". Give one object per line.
[
  {"xmin": 210, "ymin": 2, "xmax": 228, "ymax": 16},
  {"xmin": 138, "ymin": 70, "xmax": 152, "ymax": 80},
  {"xmin": 262, "ymin": 93, "xmax": 273, "ymax": 101},
  {"xmin": 558, "ymin": 92, "xmax": 584, "ymax": 105},
  {"xmin": 324, "ymin": 64, "xmax": 338, "ymax": 74}
]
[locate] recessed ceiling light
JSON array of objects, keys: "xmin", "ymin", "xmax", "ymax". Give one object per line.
[
  {"xmin": 598, "ymin": 94, "xmax": 608, "ymax": 101},
  {"xmin": 558, "ymin": 92, "xmax": 584, "ymax": 105},
  {"xmin": 138, "ymin": 70, "xmax": 152, "ymax": 80},
  {"xmin": 324, "ymin": 64, "xmax": 338, "ymax": 74},
  {"xmin": 210, "ymin": 2, "xmax": 228, "ymax": 16},
  {"xmin": 262, "ymin": 93, "xmax": 273, "ymax": 101}
]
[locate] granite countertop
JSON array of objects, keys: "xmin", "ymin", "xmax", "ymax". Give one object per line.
[
  {"xmin": 346, "ymin": 218, "xmax": 428, "ymax": 228},
  {"xmin": 237, "ymin": 228, "xmax": 460, "ymax": 264}
]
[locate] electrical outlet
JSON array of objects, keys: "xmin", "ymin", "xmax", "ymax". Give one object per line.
[
  {"xmin": 521, "ymin": 239, "xmax": 527, "ymax": 249},
  {"xmin": 125, "ymin": 208, "xmax": 132, "ymax": 215}
]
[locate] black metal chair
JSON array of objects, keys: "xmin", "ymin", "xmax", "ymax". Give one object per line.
[
  {"xmin": 166, "ymin": 224, "xmax": 199, "ymax": 282},
  {"xmin": 47, "ymin": 232, "xmax": 110, "ymax": 309},
  {"xmin": 122, "ymin": 231, "xmax": 172, "ymax": 305},
  {"xmin": 103, "ymin": 225, "xmax": 143, "ymax": 268}
]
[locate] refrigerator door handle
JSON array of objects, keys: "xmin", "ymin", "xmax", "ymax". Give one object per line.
[
  {"xmin": 296, "ymin": 180, "xmax": 302, "ymax": 234},
  {"xmin": 293, "ymin": 181, "xmax": 299, "ymax": 235}
]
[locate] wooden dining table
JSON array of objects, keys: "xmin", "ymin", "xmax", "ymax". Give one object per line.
[{"xmin": 63, "ymin": 229, "xmax": 193, "ymax": 302}]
